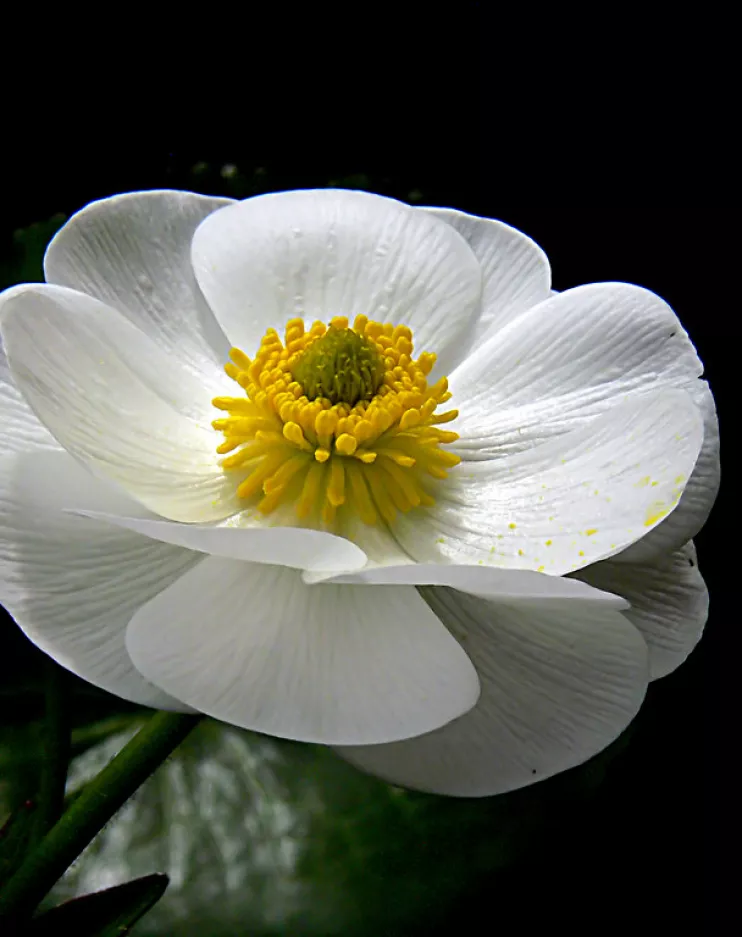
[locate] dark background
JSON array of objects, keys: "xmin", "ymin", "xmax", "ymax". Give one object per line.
[{"xmin": 0, "ymin": 150, "xmax": 728, "ymax": 935}]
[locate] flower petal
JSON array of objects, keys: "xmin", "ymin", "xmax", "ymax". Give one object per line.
[
  {"xmin": 44, "ymin": 189, "xmax": 234, "ymax": 389},
  {"xmin": 312, "ymin": 560, "xmax": 628, "ymax": 607},
  {"xmin": 300, "ymin": 520, "xmax": 415, "ymax": 584},
  {"xmin": 417, "ymin": 207, "xmax": 551, "ymax": 368},
  {"xmin": 0, "ymin": 450, "xmax": 197, "ymax": 709},
  {"xmin": 0, "ymin": 283, "xmax": 241, "ymax": 522},
  {"xmin": 126, "ymin": 557, "xmax": 480, "ymax": 745},
  {"xmin": 572, "ymin": 541, "xmax": 708, "ymax": 680},
  {"xmin": 191, "ymin": 189, "xmax": 482, "ymax": 374},
  {"xmin": 336, "ymin": 584, "xmax": 648, "ymax": 796},
  {"xmin": 0, "ymin": 333, "xmax": 59, "ymax": 454},
  {"xmin": 450, "ymin": 282, "xmax": 703, "ymax": 459},
  {"xmin": 613, "ymin": 381, "xmax": 719, "ymax": 561},
  {"xmin": 394, "ymin": 388, "xmax": 703, "ymax": 575},
  {"xmin": 73, "ymin": 509, "xmax": 367, "ymax": 573}
]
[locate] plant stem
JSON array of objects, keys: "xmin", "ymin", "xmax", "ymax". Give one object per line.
[
  {"xmin": 30, "ymin": 659, "xmax": 71, "ymax": 847},
  {"xmin": 0, "ymin": 710, "xmax": 201, "ymax": 926},
  {"xmin": 70, "ymin": 713, "xmax": 143, "ymax": 756}
]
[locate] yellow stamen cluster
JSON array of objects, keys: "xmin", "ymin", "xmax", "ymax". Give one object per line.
[{"xmin": 212, "ymin": 314, "xmax": 461, "ymax": 527}]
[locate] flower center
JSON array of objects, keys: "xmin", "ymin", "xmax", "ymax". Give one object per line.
[
  {"xmin": 291, "ymin": 325, "xmax": 385, "ymax": 406},
  {"xmin": 212, "ymin": 314, "xmax": 460, "ymax": 527}
]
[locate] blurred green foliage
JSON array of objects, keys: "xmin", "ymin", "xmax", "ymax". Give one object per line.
[
  {"xmin": 31, "ymin": 720, "xmax": 625, "ymax": 937},
  {"xmin": 0, "ymin": 215, "xmax": 66, "ymax": 291}
]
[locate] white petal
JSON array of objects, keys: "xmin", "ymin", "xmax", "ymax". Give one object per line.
[
  {"xmin": 191, "ymin": 189, "xmax": 482, "ymax": 374},
  {"xmin": 0, "ymin": 450, "xmax": 197, "ymax": 709},
  {"xmin": 337, "ymin": 585, "xmax": 648, "ymax": 796},
  {"xmin": 0, "ymin": 332, "xmax": 59, "ymax": 454},
  {"xmin": 395, "ymin": 388, "xmax": 703, "ymax": 575},
  {"xmin": 73, "ymin": 509, "xmax": 366, "ymax": 573},
  {"xmin": 613, "ymin": 381, "xmax": 719, "ymax": 561},
  {"xmin": 450, "ymin": 282, "xmax": 703, "ymax": 459},
  {"xmin": 314, "ymin": 560, "xmax": 629, "ymax": 608},
  {"xmin": 126, "ymin": 557, "xmax": 480, "ymax": 745},
  {"xmin": 572, "ymin": 541, "xmax": 708, "ymax": 679},
  {"xmin": 417, "ymin": 207, "xmax": 551, "ymax": 368},
  {"xmin": 301, "ymin": 521, "xmax": 415, "ymax": 585},
  {"xmin": 44, "ymin": 189, "xmax": 234, "ymax": 389},
  {"xmin": 0, "ymin": 283, "xmax": 241, "ymax": 522}
]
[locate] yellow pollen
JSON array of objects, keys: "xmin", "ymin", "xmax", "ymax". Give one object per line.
[{"xmin": 211, "ymin": 315, "xmax": 460, "ymax": 527}]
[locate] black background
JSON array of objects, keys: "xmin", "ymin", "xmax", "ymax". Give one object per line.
[{"xmin": 0, "ymin": 145, "xmax": 729, "ymax": 935}]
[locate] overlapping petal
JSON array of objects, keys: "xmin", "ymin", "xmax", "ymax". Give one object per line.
[
  {"xmin": 448, "ymin": 281, "xmax": 717, "ymax": 559},
  {"xmin": 573, "ymin": 541, "xmax": 708, "ymax": 679},
  {"xmin": 191, "ymin": 188, "xmax": 483, "ymax": 376},
  {"xmin": 44, "ymin": 189, "xmax": 234, "ymax": 389},
  {"xmin": 0, "ymin": 283, "xmax": 241, "ymax": 523},
  {"xmin": 394, "ymin": 388, "xmax": 703, "ymax": 575},
  {"xmin": 0, "ymin": 450, "xmax": 196, "ymax": 709},
  {"xmin": 73, "ymin": 509, "xmax": 367, "ymax": 573},
  {"xmin": 451, "ymin": 282, "xmax": 703, "ymax": 459},
  {"xmin": 0, "ymin": 334, "xmax": 59, "ymax": 454},
  {"xmin": 613, "ymin": 381, "xmax": 718, "ymax": 560},
  {"xmin": 311, "ymin": 559, "xmax": 628, "ymax": 607},
  {"xmin": 417, "ymin": 207, "xmax": 551, "ymax": 367},
  {"xmin": 337, "ymin": 583, "xmax": 648, "ymax": 796},
  {"xmin": 126, "ymin": 557, "xmax": 480, "ymax": 746}
]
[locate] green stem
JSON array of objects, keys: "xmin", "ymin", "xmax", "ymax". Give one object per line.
[
  {"xmin": 70, "ymin": 714, "xmax": 143, "ymax": 756},
  {"xmin": 0, "ymin": 710, "xmax": 201, "ymax": 925},
  {"xmin": 30, "ymin": 659, "xmax": 71, "ymax": 847}
]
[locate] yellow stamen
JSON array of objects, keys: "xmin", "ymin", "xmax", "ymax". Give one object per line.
[
  {"xmin": 236, "ymin": 451, "xmax": 288, "ymax": 499},
  {"xmin": 211, "ymin": 315, "xmax": 461, "ymax": 528},
  {"xmin": 365, "ymin": 465, "xmax": 398, "ymax": 525},
  {"xmin": 297, "ymin": 461, "xmax": 326, "ymax": 519},
  {"xmin": 327, "ymin": 458, "xmax": 346, "ymax": 506},
  {"xmin": 346, "ymin": 462, "xmax": 378, "ymax": 525},
  {"xmin": 262, "ymin": 454, "xmax": 309, "ymax": 495}
]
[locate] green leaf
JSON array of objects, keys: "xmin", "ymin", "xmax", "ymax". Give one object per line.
[
  {"xmin": 46, "ymin": 720, "xmax": 631, "ymax": 937},
  {"xmin": 28, "ymin": 874, "xmax": 168, "ymax": 936}
]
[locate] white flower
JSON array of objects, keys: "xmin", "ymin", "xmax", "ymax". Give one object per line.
[{"xmin": 0, "ymin": 189, "xmax": 718, "ymax": 797}]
